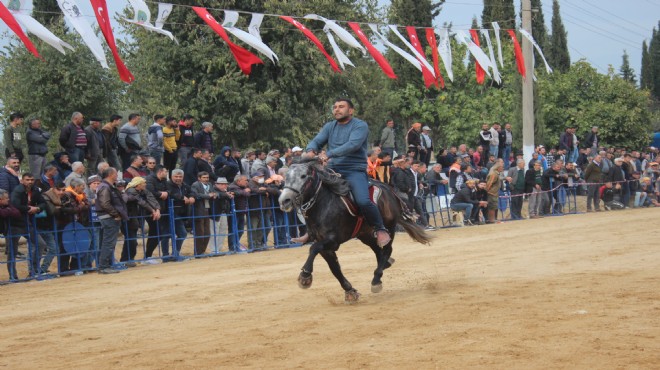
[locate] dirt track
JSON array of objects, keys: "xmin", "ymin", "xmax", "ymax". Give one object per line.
[{"xmin": 1, "ymin": 209, "xmax": 659, "ymax": 369}]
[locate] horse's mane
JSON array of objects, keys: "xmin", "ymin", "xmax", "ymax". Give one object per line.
[{"xmin": 292, "ymin": 157, "xmax": 351, "ymax": 196}]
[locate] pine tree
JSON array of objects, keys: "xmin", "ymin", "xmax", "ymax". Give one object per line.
[
  {"xmin": 530, "ymin": 0, "xmax": 549, "ymax": 67},
  {"xmin": 482, "ymin": 0, "xmax": 516, "ymax": 30},
  {"xmin": 640, "ymin": 40, "xmax": 652, "ymax": 90},
  {"xmin": 548, "ymin": 0, "xmax": 570, "ymax": 72},
  {"xmin": 620, "ymin": 50, "xmax": 636, "ymax": 85},
  {"xmin": 32, "ymin": 0, "xmax": 62, "ymax": 25},
  {"xmin": 650, "ymin": 24, "xmax": 660, "ymax": 98}
]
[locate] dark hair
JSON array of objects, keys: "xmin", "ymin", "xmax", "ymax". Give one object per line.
[
  {"xmin": 378, "ymin": 152, "xmax": 391, "ymax": 160},
  {"xmin": 412, "ymin": 160, "xmax": 421, "ymax": 165},
  {"xmin": 153, "ymin": 114, "xmax": 165, "ymax": 121},
  {"xmin": 128, "ymin": 113, "xmax": 141, "ymax": 121},
  {"xmin": 182, "ymin": 113, "xmax": 194, "ymax": 120},
  {"xmin": 165, "ymin": 116, "xmax": 176, "ymax": 124},
  {"xmin": 89, "ymin": 117, "xmax": 103, "ymax": 122},
  {"xmin": 9, "ymin": 112, "xmax": 24, "ymax": 121},
  {"xmin": 198, "ymin": 171, "xmax": 209, "ymax": 178},
  {"xmin": 54, "ymin": 182, "xmax": 66, "ymax": 190},
  {"xmin": 192, "ymin": 148, "xmax": 202, "ymax": 156},
  {"xmin": 255, "ymin": 150, "xmax": 265, "ymax": 157},
  {"xmin": 110, "ymin": 114, "xmax": 122, "ymax": 121},
  {"xmin": 101, "ymin": 167, "xmax": 117, "ymax": 179},
  {"xmin": 130, "ymin": 154, "xmax": 141, "ymax": 164},
  {"xmin": 460, "ymin": 163, "xmax": 470, "ymax": 171},
  {"xmin": 334, "ymin": 97, "xmax": 354, "ymax": 108},
  {"xmin": 155, "ymin": 165, "xmax": 167, "ymax": 173},
  {"xmin": 43, "ymin": 164, "xmax": 56, "ymax": 174},
  {"xmin": 22, "ymin": 172, "xmax": 34, "ymax": 179}
]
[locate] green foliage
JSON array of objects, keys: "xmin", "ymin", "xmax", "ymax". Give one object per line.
[
  {"xmin": 530, "ymin": 0, "xmax": 548, "ymax": 67},
  {"xmin": 481, "ymin": 0, "xmax": 516, "ymax": 30},
  {"xmin": 620, "ymin": 50, "xmax": 637, "ymax": 85},
  {"xmin": 548, "ymin": 0, "xmax": 570, "ymax": 73},
  {"xmin": 539, "ymin": 61, "xmax": 652, "ymax": 149},
  {"xmin": 649, "ymin": 24, "xmax": 660, "ymax": 99},
  {"xmin": 641, "ymin": 40, "xmax": 652, "ymax": 91}
]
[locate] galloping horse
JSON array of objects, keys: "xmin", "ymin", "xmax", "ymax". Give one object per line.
[{"xmin": 279, "ymin": 158, "xmax": 431, "ymax": 303}]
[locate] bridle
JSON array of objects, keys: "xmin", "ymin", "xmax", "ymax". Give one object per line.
[{"xmin": 284, "ymin": 164, "xmax": 322, "ymax": 216}]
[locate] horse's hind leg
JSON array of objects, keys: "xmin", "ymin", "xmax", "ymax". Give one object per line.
[
  {"xmin": 298, "ymin": 241, "xmax": 324, "ymax": 289},
  {"xmin": 362, "ymin": 232, "xmax": 395, "ymax": 294},
  {"xmin": 318, "ymin": 249, "xmax": 360, "ymax": 303}
]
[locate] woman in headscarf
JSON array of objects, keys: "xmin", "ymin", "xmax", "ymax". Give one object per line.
[{"xmin": 121, "ymin": 177, "xmax": 161, "ymax": 266}]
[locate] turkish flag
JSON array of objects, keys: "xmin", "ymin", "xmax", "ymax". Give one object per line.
[
  {"xmin": 280, "ymin": 16, "xmax": 340, "ymax": 73},
  {"xmin": 470, "ymin": 29, "xmax": 485, "ymax": 85},
  {"xmin": 90, "ymin": 0, "xmax": 134, "ymax": 83},
  {"xmin": 406, "ymin": 26, "xmax": 436, "ymax": 88},
  {"xmin": 348, "ymin": 22, "xmax": 396, "ymax": 79},
  {"xmin": 507, "ymin": 30, "xmax": 526, "ymax": 78},
  {"xmin": 425, "ymin": 28, "xmax": 445, "ymax": 88},
  {"xmin": 0, "ymin": 1, "xmax": 40, "ymax": 58},
  {"xmin": 193, "ymin": 7, "xmax": 263, "ymax": 75}
]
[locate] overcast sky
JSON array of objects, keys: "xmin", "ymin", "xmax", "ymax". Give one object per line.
[{"xmin": 1, "ymin": 0, "xmax": 658, "ymax": 79}]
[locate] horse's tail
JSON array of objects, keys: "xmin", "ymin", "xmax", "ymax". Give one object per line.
[{"xmin": 397, "ymin": 214, "xmax": 433, "ymax": 245}]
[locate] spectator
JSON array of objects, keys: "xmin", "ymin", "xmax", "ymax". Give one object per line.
[
  {"xmin": 102, "ymin": 115, "xmax": 122, "ymax": 169},
  {"xmin": 85, "ymin": 175, "xmax": 102, "ymax": 268},
  {"xmin": 241, "ymin": 150, "xmax": 256, "ymax": 177},
  {"xmin": 559, "ymin": 127, "xmax": 573, "ymax": 157},
  {"xmin": 40, "ymin": 183, "xmax": 69, "ymax": 274},
  {"xmin": 191, "ymin": 171, "xmax": 217, "ymax": 256},
  {"xmin": 249, "ymin": 150, "xmax": 268, "ymax": 177},
  {"xmin": 167, "ymin": 169, "xmax": 195, "ymax": 255},
  {"xmin": 489, "ymin": 123, "xmax": 500, "ymax": 159},
  {"xmin": 4, "ymin": 112, "xmax": 25, "ymax": 163},
  {"xmin": 0, "ymin": 189, "xmax": 20, "ymax": 277},
  {"xmin": 600, "ymin": 182, "xmax": 624, "ymax": 210},
  {"xmin": 61, "ymin": 177, "xmax": 91, "ymax": 271},
  {"xmin": 570, "ymin": 127, "xmax": 580, "ymax": 163},
  {"xmin": 367, "ymin": 149, "xmax": 380, "ymax": 180},
  {"xmin": 194, "ymin": 121, "xmax": 215, "ymax": 154},
  {"xmin": 409, "ymin": 160, "xmax": 429, "ymax": 228},
  {"xmin": 26, "ymin": 117, "xmax": 50, "ymax": 177},
  {"xmin": 144, "ymin": 157, "xmax": 158, "ymax": 176},
  {"xmin": 64, "ymin": 161, "xmax": 86, "ymax": 188},
  {"xmin": 537, "ymin": 145, "xmax": 548, "ymax": 170},
  {"xmin": 525, "ymin": 161, "xmax": 543, "ymax": 219},
  {"xmin": 376, "ymin": 151, "xmax": 392, "ymax": 184},
  {"xmin": 176, "ymin": 114, "xmax": 195, "ymax": 164},
  {"xmin": 420, "ymin": 126, "xmax": 433, "ymax": 166},
  {"xmin": 542, "ymin": 160, "xmax": 565, "ymax": 214},
  {"xmin": 147, "ymin": 114, "xmax": 166, "ymax": 165},
  {"xmin": 268, "ymin": 174, "xmax": 287, "ymax": 247},
  {"xmin": 145, "ymin": 166, "xmax": 171, "ymax": 261},
  {"xmin": 121, "ymin": 176, "xmax": 160, "ymax": 266},
  {"xmin": 391, "ymin": 157, "xmax": 412, "ymax": 209},
  {"xmin": 118, "ymin": 113, "xmax": 143, "ymax": 171},
  {"xmin": 450, "ymin": 179, "xmax": 486, "ymax": 225},
  {"xmin": 485, "ymin": 162, "xmax": 503, "ymax": 223},
  {"xmin": 380, "ymin": 119, "xmax": 396, "ymax": 156},
  {"xmin": 478, "ymin": 123, "xmax": 492, "ymax": 164},
  {"xmin": 162, "ymin": 116, "xmax": 179, "ymax": 177},
  {"xmin": 247, "ymin": 170, "xmax": 275, "ymax": 249},
  {"xmin": 425, "ymin": 163, "xmax": 448, "ymax": 195},
  {"xmin": 211, "ymin": 177, "xmax": 233, "ymax": 253},
  {"xmin": 584, "ymin": 155, "xmax": 603, "ymax": 212},
  {"xmin": 59, "ymin": 112, "xmax": 87, "ymax": 163},
  {"xmin": 96, "ymin": 167, "xmax": 128, "ymax": 274},
  {"xmin": 214, "ymin": 146, "xmax": 240, "ymax": 181},
  {"xmin": 406, "ymin": 122, "xmax": 423, "ymax": 160},
  {"xmin": 630, "ymin": 172, "xmax": 645, "ymax": 208},
  {"xmin": 584, "ymin": 126, "xmax": 599, "ymax": 153},
  {"xmin": 198, "ymin": 149, "xmax": 216, "ymax": 182},
  {"xmin": 500, "ymin": 123, "xmax": 512, "ymax": 165},
  {"xmin": 639, "ymin": 177, "xmax": 658, "ymax": 207},
  {"xmin": 0, "ymin": 157, "xmax": 21, "ymax": 194},
  {"xmin": 228, "ymin": 174, "xmax": 250, "ymax": 251},
  {"xmin": 528, "ymin": 151, "xmax": 539, "ymax": 169},
  {"xmin": 9, "ymin": 173, "xmax": 47, "ymax": 278},
  {"xmin": 122, "ymin": 154, "xmax": 147, "ymax": 180},
  {"xmin": 84, "ymin": 117, "xmax": 105, "ymax": 176},
  {"xmin": 39, "ymin": 164, "xmax": 59, "ymax": 192},
  {"xmin": 455, "ymin": 163, "xmax": 475, "ymax": 192},
  {"xmin": 183, "ymin": 148, "xmax": 203, "ymax": 185},
  {"xmin": 508, "ymin": 159, "xmax": 526, "ymax": 220}
]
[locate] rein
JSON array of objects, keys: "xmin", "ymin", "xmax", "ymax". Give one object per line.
[{"xmin": 284, "ymin": 165, "xmax": 323, "ymax": 216}]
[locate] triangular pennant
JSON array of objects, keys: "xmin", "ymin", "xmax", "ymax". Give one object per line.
[
  {"xmin": 223, "ymin": 11, "xmax": 278, "ymax": 63},
  {"xmin": 0, "ymin": 1, "xmax": 40, "ymax": 58},
  {"xmin": 280, "ymin": 16, "xmax": 340, "ymax": 73},
  {"xmin": 91, "ymin": 0, "xmax": 134, "ymax": 83},
  {"xmin": 347, "ymin": 22, "xmax": 396, "ymax": 79}
]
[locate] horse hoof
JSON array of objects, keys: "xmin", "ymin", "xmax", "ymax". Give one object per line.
[
  {"xmin": 298, "ymin": 273, "xmax": 313, "ymax": 289},
  {"xmin": 384, "ymin": 257, "xmax": 395, "ymax": 269},
  {"xmin": 345, "ymin": 289, "xmax": 361, "ymax": 303},
  {"xmin": 371, "ymin": 283, "xmax": 383, "ymax": 293}
]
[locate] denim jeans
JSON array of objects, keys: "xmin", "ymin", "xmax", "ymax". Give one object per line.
[
  {"xmin": 98, "ymin": 218, "xmax": 121, "ymax": 269},
  {"xmin": 67, "ymin": 147, "xmax": 86, "ymax": 164},
  {"xmin": 634, "ymin": 192, "xmax": 648, "ymax": 207},
  {"xmin": 40, "ymin": 232, "xmax": 58, "ymax": 273},
  {"xmin": 489, "ymin": 145, "xmax": 499, "ymax": 159},
  {"xmin": 503, "ymin": 145, "xmax": 512, "ymax": 169},
  {"xmin": 272, "ymin": 209, "xmax": 288, "ymax": 246},
  {"xmin": 172, "ymin": 218, "xmax": 188, "ymax": 254},
  {"xmin": 451, "ymin": 202, "xmax": 474, "ymax": 219},
  {"xmin": 338, "ymin": 169, "xmax": 386, "ymax": 231}
]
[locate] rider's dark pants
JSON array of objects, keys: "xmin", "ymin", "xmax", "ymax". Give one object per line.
[{"xmin": 339, "ymin": 170, "xmax": 386, "ymax": 231}]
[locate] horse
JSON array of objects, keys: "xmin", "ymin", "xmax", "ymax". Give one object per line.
[{"xmin": 279, "ymin": 158, "xmax": 432, "ymax": 303}]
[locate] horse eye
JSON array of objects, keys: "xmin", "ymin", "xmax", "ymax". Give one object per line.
[{"xmin": 301, "ymin": 174, "xmax": 307, "ymax": 179}]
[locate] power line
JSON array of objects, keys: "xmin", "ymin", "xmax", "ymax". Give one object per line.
[
  {"xmin": 568, "ymin": 44, "xmax": 609, "ymax": 74},
  {"xmin": 574, "ymin": 0, "xmax": 655, "ymax": 34},
  {"xmin": 562, "ymin": 0, "xmax": 649, "ymax": 39},
  {"xmin": 560, "ymin": 12, "xmax": 642, "ymax": 51}
]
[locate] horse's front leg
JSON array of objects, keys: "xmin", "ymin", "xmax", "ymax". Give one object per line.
[
  {"xmin": 298, "ymin": 241, "xmax": 324, "ymax": 289},
  {"xmin": 319, "ymin": 249, "xmax": 360, "ymax": 303}
]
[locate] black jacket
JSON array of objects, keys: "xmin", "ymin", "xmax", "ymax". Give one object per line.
[
  {"xmin": 390, "ymin": 167, "xmax": 411, "ymax": 194},
  {"xmin": 0, "ymin": 167, "xmax": 20, "ymax": 195},
  {"xmin": 146, "ymin": 174, "xmax": 169, "ymax": 211},
  {"xmin": 450, "ymin": 186, "xmax": 479, "ymax": 206},
  {"xmin": 183, "ymin": 157, "xmax": 200, "ymax": 186},
  {"xmin": 10, "ymin": 184, "xmax": 46, "ymax": 228},
  {"xmin": 167, "ymin": 181, "xmax": 193, "ymax": 217},
  {"xmin": 26, "ymin": 127, "xmax": 51, "ymax": 155},
  {"xmin": 525, "ymin": 169, "xmax": 541, "ymax": 193},
  {"xmin": 59, "ymin": 122, "xmax": 81, "ymax": 150}
]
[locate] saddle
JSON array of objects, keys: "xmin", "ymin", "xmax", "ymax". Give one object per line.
[{"xmin": 339, "ymin": 181, "xmax": 384, "ymax": 239}]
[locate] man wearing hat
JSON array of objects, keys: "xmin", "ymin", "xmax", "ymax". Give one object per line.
[
  {"xmin": 420, "ymin": 125, "xmax": 433, "ymax": 167},
  {"xmin": 211, "ymin": 177, "xmax": 233, "ymax": 253},
  {"xmin": 291, "ymin": 146, "xmax": 304, "ymax": 158}
]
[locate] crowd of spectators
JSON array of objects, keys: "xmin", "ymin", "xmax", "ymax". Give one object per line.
[{"xmin": 1, "ymin": 112, "xmax": 658, "ymax": 281}]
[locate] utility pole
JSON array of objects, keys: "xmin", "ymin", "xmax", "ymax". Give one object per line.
[{"xmin": 521, "ymin": 0, "xmax": 535, "ymax": 164}]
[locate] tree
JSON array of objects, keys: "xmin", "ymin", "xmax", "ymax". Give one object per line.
[
  {"xmin": 640, "ymin": 40, "xmax": 652, "ymax": 90},
  {"xmin": 530, "ymin": 0, "xmax": 549, "ymax": 67},
  {"xmin": 33, "ymin": 0, "xmax": 62, "ymax": 25},
  {"xmin": 649, "ymin": 24, "xmax": 660, "ymax": 99},
  {"xmin": 548, "ymin": 0, "xmax": 570, "ymax": 73},
  {"xmin": 620, "ymin": 50, "xmax": 636, "ymax": 85},
  {"xmin": 481, "ymin": 0, "xmax": 516, "ymax": 30}
]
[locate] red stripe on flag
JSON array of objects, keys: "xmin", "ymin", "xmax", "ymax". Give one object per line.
[
  {"xmin": 0, "ymin": 2, "xmax": 40, "ymax": 58},
  {"xmin": 280, "ymin": 16, "xmax": 340, "ymax": 73},
  {"xmin": 193, "ymin": 7, "xmax": 263, "ymax": 75},
  {"xmin": 507, "ymin": 30, "xmax": 526, "ymax": 78},
  {"xmin": 91, "ymin": 0, "xmax": 134, "ymax": 83},
  {"xmin": 470, "ymin": 29, "xmax": 485, "ymax": 85},
  {"xmin": 406, "ymin": 26, "xmax": 436, "ymax": 88},
  {"xmin": 348, "ymin": 22, "xmax": 396, "ymax": 79},
  {"xmin": 425, "ymin": 28, "xmax": 445, "ymax": 89}
]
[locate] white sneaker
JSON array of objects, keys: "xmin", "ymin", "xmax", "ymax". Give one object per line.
[{"xmin": 142, "ymin": 259, "xmax": 160, "ymax": 265}]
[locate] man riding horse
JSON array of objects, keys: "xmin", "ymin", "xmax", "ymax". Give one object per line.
[{"xmin": 303, "ymin": 98, "xmax": 392, "ymax": 248}]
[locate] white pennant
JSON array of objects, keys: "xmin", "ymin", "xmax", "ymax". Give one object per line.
[
  {"xmin": 454, "ymin": 30, "xmax": 493, "ymax": 78},
  {"xmin": 248, "ymin": 13, "xmax": 264, "ymax": 41},
  {"xmin": 5, "ymin": 0, "xmax": 74, "ymax": 54},
  {"xmin": 124, "ymin": 0, "xmax": 176, "ymax": 42},
  {"xmin": 324, "ymin": 26, "xmax": 354, "ymax": 69},
  {"xmin": 388, "ymin": 25, "xmax": 436, "ymax": 78},
  {"xmin": 56, "ymin": 0, "xmax": 108, "ymax": 68},
  {"xmin": 519, "ymin": 29, "xmax": 553, "ymax": 74},
  {"xmin": 368, "ymin": 24, "xmax": 422, "ymax": 72},
  {"xmin": 491, "ymin": 22, "xmax": 504, "ymax": 68},
  {"xmin": 304, "ymin": 14, "xmax": 366, "ymax": 55},
  {"xmin": 480, "ymin": 29, "xmax": 501, "ymax": 84},
  {"xmin": 222, "ymin": 11, "xmax": 278, "ymax": 63},
  {"xmin": 435, "ymin": 28, "xmax": 453, "ymax": 82},
  {"xmin": 155, "ymin": 2, "xmax": 173, "ymax": 29}
]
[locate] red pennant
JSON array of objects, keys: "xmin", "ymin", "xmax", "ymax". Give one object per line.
[
  {"xmin": 348, "ymin": 22, "xmax": 396, "ymax": 79},
  {"xmin": 194, "ymin": 7, "xmax": 263, "ymax": 75},
  {"xmin": 91, "ymin": 0, "xmax": 134, "ymax": 83},
  {"xmin": 470, "ymin": 29, "xmax": 485, "ymax": 85},
  {"xmin": 280, "ymin": 16, "xmax": 340, "ymax": 73},
  {"xmin": 406, "ymin": 26, "xmax": 436, "ymax": 88},
  {"xmin": 507, "ymin": 30, "xmax": 526, "ymax": 79},
  {"xmin": 0, "ymin": 2, "xmax": 40, "ymax": 58},
  {"xmin": 425, "ymin": 28, "xmax": 445, "ymax": 89}
]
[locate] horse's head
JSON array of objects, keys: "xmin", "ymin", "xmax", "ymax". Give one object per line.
[{"xmin": 279, "ymin": 158, "xmax": 319, "ymax": 212}]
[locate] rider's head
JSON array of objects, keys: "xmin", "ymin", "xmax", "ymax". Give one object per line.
[{"xmin": 333, "ymin": 98, "xmax": 354, "ymax": 123}]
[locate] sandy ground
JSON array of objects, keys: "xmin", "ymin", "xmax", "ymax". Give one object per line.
[{"xmin": 1, "ymin": 208, "xmax": 659, "ymax": 369}]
